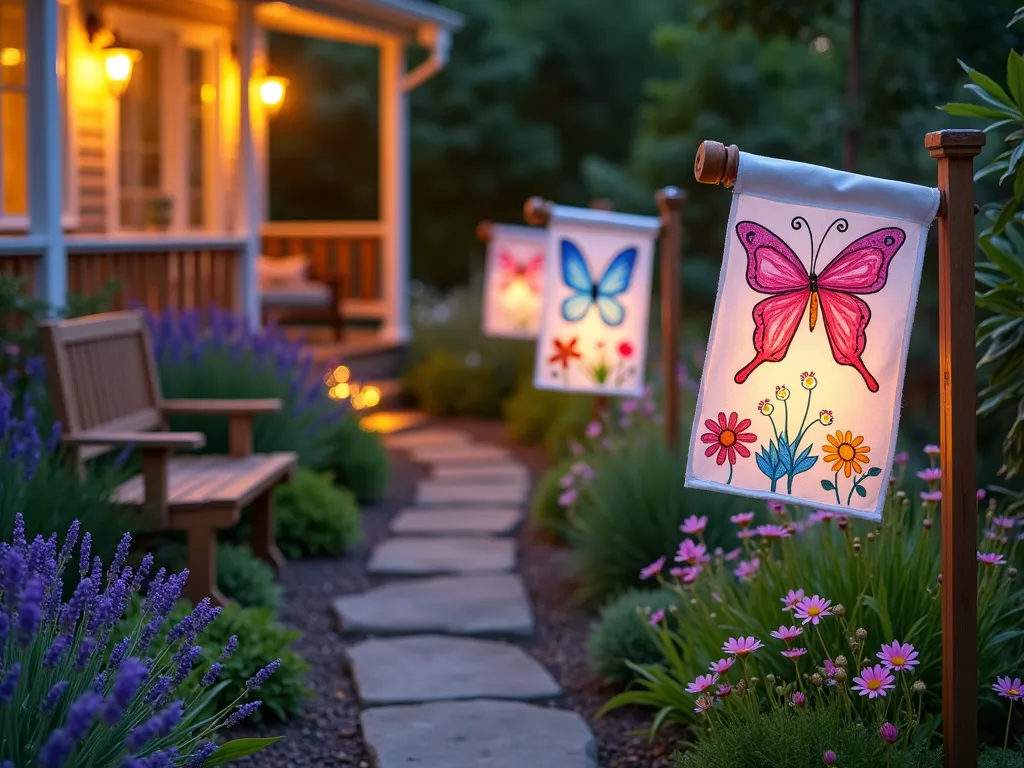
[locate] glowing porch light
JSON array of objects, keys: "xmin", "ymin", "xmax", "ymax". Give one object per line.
[
  {"xmin": 0, "ymin": 48, "xmax": 22, "ymax": 67},
  {"xmin": 104, "ymin": 48, "xmax": 142, "ymax": 97},
  {"xmin": 258, "ymin": 76, "xmax": 289, "ymax": 116}
]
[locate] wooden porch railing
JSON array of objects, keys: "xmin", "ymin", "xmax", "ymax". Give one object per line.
[
  {"xmin": 260, "ymin": 221, "xmax": 385, "ymax": 319},
  {"xmin": 66, "ymin": 237, "xmax": 245, "ymax": 315},
  {"xmin": 0, "ymin": 253, "xmax": 41, "ymax": 295}
]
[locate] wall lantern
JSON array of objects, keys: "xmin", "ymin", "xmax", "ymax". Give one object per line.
[
  {"xmin": 258, "ymin": 75, "xmax": 289, "ymax": 117},
  {"xmin": 85, "ymin": 13, "xmax": 141, "ymax": 97},
  {"xmin": 477, "ymin": 220, "xmax": 546, "ymax": 339},
  {"xmin": 0, "ymin": 48, "xmax": 22, "ymax": 68},
  {"xmin": 685, "ymin": 142, "xmax": 941, "ymax": 521}
]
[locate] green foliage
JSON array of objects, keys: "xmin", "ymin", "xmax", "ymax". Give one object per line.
[
  {"xmin": 529, "ymin": 456, "xmax": 576, "ymax": 537},
  {"xmin": 671, "ymin": 698, "xmax": 942, "ymax": 768},
  {"xmin": 541, "ymin": 395, "xmax": 595, "ymax": 462},
  {"xmin": 274, "ymin": 467, "xmax": 362, "ymax": 559},
  {"xmin": 309, "ymin": 413, "xmax": 390, "ymax": 503},
  {"xmin": 194, "ymin": 605, "xmax": 312, "ymax": 723},
  {"xmin": 981, "ymin": 748, "xmax": 1024, "ymax": 768},
  {"xmin": 216, "ymin": 543, "xmax": 283, "ymax": 612},
  {"xmin": 503, "ymin": 380, "xmax": 572, "ymax": 444},
  {"xmin": 566, "ymin": 429, "xmax": 744, "ymax": 601},
  {"xmin": 943, "ymin": 23, "xmax": 1024, "ymax": 478},
  {"xmin": 587, "ymin": 588, "xmax": 682, "ymax": 685}
]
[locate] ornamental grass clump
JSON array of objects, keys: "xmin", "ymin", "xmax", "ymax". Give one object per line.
[{"xmin": 0, "ymin": 515, "xmax": 281, "ymax": 767}]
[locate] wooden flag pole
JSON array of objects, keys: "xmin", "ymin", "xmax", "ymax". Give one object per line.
[
  {"xmin": 656, "ymin": 186, "xmax": 685, "ymax": 451},
  {"xmin": 927, "ymin": 128, "xmax": 985, "ymax": 768},
  {"xmin": 476, "ymin": 220, "xmax": 494, "ymax": 243}
]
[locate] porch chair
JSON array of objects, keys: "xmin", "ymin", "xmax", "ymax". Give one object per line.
[
  {"xmin": 38, "ymin": 311, "xmax": 297, "ymax": 607},
  {"xmin": 258, "ymin": 253, "xmax": 345, "ymax": 341}
]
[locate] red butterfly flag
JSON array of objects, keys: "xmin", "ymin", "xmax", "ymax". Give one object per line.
[
  {"xmin": 481, "ymin": 223, "xmax": 547, "ymax": 339},
  {"xmin": 686, "ymin": 152, "xmax": 940, "ymax": 522}
]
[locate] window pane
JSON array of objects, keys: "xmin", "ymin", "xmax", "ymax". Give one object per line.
[
  {"xmin": 0, "ymin": 0, "xmax": 25, "ymax": 89},
  {"xmin": 2, "ymin": 90, "xmax": 26, "ymax": 215},
  {"xmin": 186, "ymin": 47, "xmax": 209, "ymax": 229},
  {"xmin": 119, "ymin": 43, "xmax": 162, "ymax": 229}
]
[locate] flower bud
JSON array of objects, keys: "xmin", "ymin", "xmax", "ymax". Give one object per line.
[
  {"xmin": 866, "ymin": 532, "xmax": 876, "ymax": 542},
  {"xmin": 853, "ymin": 536, "xmax": 862, "ymax": 545},
  {"xmin": 834, "ymin": 604, "xmax": 846, "ymax": 618},
  {"xmin": 792, "ymin": 691, "xmax": 807, "ymax": 707},
  {"xmin": 912, "ymin": 680, "xmax": 927, "ymax": 694},
  {"xmin": 810, "ymin": 672, "xmax": 823, "ymax": 687},
  {"xmin": 750, "ymin": 677, "xmax": 760, "ymax": 686},
  {"xmin": 690, "ymin": 598, "xmax": 698, "ymax": 607},
  {"xmin": 896, "ymin": 490, "xmax": 907, "ymax": 500},
  {"xmin": 1009, "ymin": 568, "xmax": 1019, "ymax": 580},
  {"xmin": 838, "ymin": 517, "xmax": 849, "ymax": 530},
  {"xmin": 835, "ymin": 656, "xmax": 848, "ymax": 667},
  {"xmin": 824, "ymin": 750, "xmax": 837, "ymax": 766},
  {"xmin": 766, "ymin": 674, "xmax": 776, "ymax": 684},
  {"xmin": 922, "ymin": 518, "xmax": 933, "ymax": 530},
  {"xmin": 853, "ymin": 542, "xmax": 861, "ymax": 555},
  {"xmin": 848, "ymin": 636, "xmax": 859, "ymax": 649},
  {"xmin": 855, "ymin": 628, "xmax": 868, "ymax": 640},
  {"xmin": 775, "ymin": 685, "xmax": 785, "ymax": 696},
  {"xmin": 834, "ymin": 668, "xmax": 848, "ymax": 682}
]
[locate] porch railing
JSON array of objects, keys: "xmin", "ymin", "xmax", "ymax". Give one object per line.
[{"xmin": 260, "ymin": 221, "xmax": 386, "ymax": 322}]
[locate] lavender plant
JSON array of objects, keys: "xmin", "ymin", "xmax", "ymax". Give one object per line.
[{"xmin": 0, "ymin": 515, "xmax": 281, "ymax": 767}]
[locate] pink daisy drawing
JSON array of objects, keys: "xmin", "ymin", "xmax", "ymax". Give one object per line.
[
  {"xmin": 770, "ymin": 625, "xmax": 803, "ymax": 643},
  {"xmin": 781, "ymin": 589, "xmax": 805, "ymax": 612},
  {"xmin": 993, "ymin": 676, "xmax": 1024, "ymax": 700},
  {"xmin": 877, "ymin": 641, "xmax": 919, "ymax": 672},
  {"xmin": 722, "ymin": 636, "xmax": 764, "ymax": 658},
  {"xmin": 709, "ymin": 658, "xmax": 735, "ymax": 675},
  {"xmin": 852, "ymin": 664, "xmax": 896, "ymax": 699},
  {"xmin": 680, "ymin": 515, "xmax": 708, "ymax": 536},
  {"xmin": 685, "ymin": 673, "xmax": 719, "ymax": 694},
  {"xmin": 639, "ymin": 556, "xmax": 665, "ymax": 580},
  {"xmin": 794, "ymin": 595, "xmax": 832, "ymax": 625}
]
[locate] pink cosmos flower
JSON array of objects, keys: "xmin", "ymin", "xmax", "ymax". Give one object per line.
[
  {"xmin": 794, "ymin": 595, "xmax": 832, "ymax": 625},
  {"xmin": 715, "ymin": 683, "xmax": 732, "ymax": 699},
  {"xmin": 649, "ymin": 609, "xmax": 665, "ymax": 626},
  {"xmin": 737, "ymin": 529, "xmax": 755, "ymax": 540},
  {"xmin": 978, "ymin": 488, "xmax": 987, "ymax": 501},
  {"xmin": 852, "ymin": 664, "xmax": 896, "ymax": 699},
  {"xmin": 571, "ymin": 462, "xmax": 594, "ymax": 480},
  {"xmin": 733, "ymin": 558, "xmax": 760, "ymax": 579},
  {"xmin": 558, "ymin": 488, "xmax": 578, "ymax": 507},
  {"xmin": 730, "ymin": 512, "xmax": 755, "ymax": 527},
  {"xmin": 879, "ymin": 722, "xmax": 899, "ymax": 745},
  {"xmin": 823, "ymin": 750, "xmax": 837, "ymax": 766},
  {"xmin": 877, "ymin": 641, "xmax": 919, "ymax": 672},
  {"xmin": 559, "ymin": 473, "xmax": 575, "ymax": 489},
  {"xmin": 771, "ymin": 625, "xmax": 804, "ymax": 643},
  {"xmin": 693, "ymin": 693, "xmax": 714, "ymax": 714},
  {"xmin": 620, "ymin": 399, "xmax": 638, "ymax": 415},
  {"xmin": 791, "ymin": 691, "xmax": 806, "ymax": 707},
  {"xmin": 893, "ymin": 452, "xmax": 909, "ymax": 465},
  {"xmin": 916, "ymin": 467, "xmax": 941, "ymax": 482},
  {"xmin": 675, "ymin": 538, "xmax": 709, "ymax": 565},
  {"xmin": 809, "ymin": 510, "xmax": 835, "ymax": 523},
  {"xmin": 994, "ymin": 516, "xmax": 1016, "ymax": 530},
  {"xmin": 569, "ymin": 440, "xmax": 583, "ymax": 456},
  {"xmin": 585, "ymin": 421, "xmax": 602, "ymax": 439},
  {"xmin": 639, "ymin": 556, "xmax": 665, "ymax": 580},
  {"xmin": 978, "ymin": 552, "xmax": 1007, "ymax": 566},
  {"xmin": 781, "ymin": 589, "xmax": 805, "ymax": 612},
  {"xmin": 993, "ymin": 676, "xmax": 1024, "ymax": 700},
  {"xmin": 767, "ymin": 501, "xmax": 787, "ymax": 517},
  {"xmin": 722, "ymin": 636, "xmax": 764, "ymax": 658},
  {"xmin": 756, "ymin": 524, "xmax": 791, "ymax": 539},
  {"xmin": 670, "ymin": 565, "xmax": 702, "ymax": 584},
  {"xmin": 723, "ymin": 548, "xmax": 742, "ymax": 562},
  {"xmin": 680, "ymin": 515, "xmax": 708, "ymax": 536},
  {"xmin": 709, "ymin": 658, "xmax": 735, "ymax": 675},
  {"xmin": 782, "ymin": 648, "xmax": 808, "ymax": 659},
  {"xmin": 920, "ymin": 490, "xmax": 942, "ymax": 503},
  {"xmin": 924, "ymin": 444, "xmax": 940, "ymax": 456},
  {"xmin": 685, "ymin": 673, "xmax": 719, "ymax": 694}
]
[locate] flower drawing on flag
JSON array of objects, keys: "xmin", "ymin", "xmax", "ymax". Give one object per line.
[
  {"xmin": 753, "ymin": 373, "xmax": 831, "ymax": 495},
  {"xmin": 820, "ymin": 430, "xmax": 882, "ymax": 505},
  {"xmin": 548, "ymin": 337, "xmax": 638, "ymax": 390},
  {"xmin": 700, "ymin": 411, "xmax": 757, "ymax": 485}
]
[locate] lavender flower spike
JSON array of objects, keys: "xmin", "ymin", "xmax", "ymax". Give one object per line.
[
  {"xmin": 78, "ymin": 532, "xmax": 91, "ymax": 577},
  {"xmin": 16, "ymin": 576, "xmax": 44, "ymax": 646},
  {"xmin": 58, "ymin": 520, "xmax": 80, "ymax": 569},
  {"xmin": 126, "ymin": 700, "xmax": 185, "ymax": 752},
  {"xmin": 108, "ymin": 533, "xmax": 131, "ymax": 584},
  {"xmin": 2, "ymin": 547, "xmax": 26, "ymax": 610},
  {"xmin": 102, "ymin": 657, "xmax": 148, "ymax": 724},
  {"xmin": 186, "ymin": 741, "xmax": 219, "ymax": 768},
  {"xmin": 41, "ymin": 681, "xmax": 69, "ymax": 715},
  {"xmin": 38, "ymin": 691, "xmax": 103, "ymax": 768},
  {"xmin": 227, "ymin": 699, "xmax": 263, "ymax": 727},
  {"xmin": 0, "ymin": 663, "xmax": 21, "ymax": 705},
  {"xmin": 218, "ymin": 635, "xmax": 239, "ymax": 663},
  {"xmin": 246, "ymin": 658, "xmax": 281, "ymax": 690}
]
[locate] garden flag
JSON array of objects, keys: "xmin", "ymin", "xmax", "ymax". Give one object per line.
[
  {"xmin": 482, "ymin": 223, "xmax": 547, "ymax": 339},
  {"xmin": 533, "ymin": 204, "xmax": 660, "ymax": 397},
  {"xmin": 685, "ymin": 152, "xmax": 940, "ymax": 521}
]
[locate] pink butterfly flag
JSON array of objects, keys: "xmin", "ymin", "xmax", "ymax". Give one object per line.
[
  {"xmin": 482, "ymin": 223, "xmax": 547, "ymax": 339},
  {"xmin": 685, "ymin": 152, "xmax": 940, "ymax": 521}
]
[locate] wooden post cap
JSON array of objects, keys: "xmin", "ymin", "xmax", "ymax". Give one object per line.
[
  {"xmin": 656, "ymin": 185, "xmax": 687, "ymax": 212},
  {"xmin": 523, "ymin": 196, "xmax": 552, "ymax": 226},
  {"xmin": 925, "ymin": 129, "xmax": 986, "ymax": 158},
  {"xmin": 475, "ymin": 220, "xmax": 493, "ymax": 242},
  {"xmin": 694, "ymin": 141, "xmax": 740, "ymax": 187}
]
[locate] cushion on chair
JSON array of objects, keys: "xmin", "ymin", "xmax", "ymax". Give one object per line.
[
  {"xmin": 260, "ymin": 280, "xmax": 333, "ymax": 308},
  {"xmin": 257, "ymin": 254, "xmax": 309, "ymax": 290}
]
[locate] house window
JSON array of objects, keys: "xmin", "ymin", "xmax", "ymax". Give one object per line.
[{"xmin": 113, "ymin": 12, "xmax": 223, "ymax": 233}]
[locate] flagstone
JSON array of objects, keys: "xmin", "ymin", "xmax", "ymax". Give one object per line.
[
  {"xmin": 415, "ymin": 482, "xmax": 527, "ymax": 506},
  {"xmin": 430, "ymin": 462, "xmax": 529, "ymax": 483},
  {"xmin": 332, "ymin": 574, "xmax": 533, "ymax": 636},
  {"xmin": 361, "ymin": 700, "xmax": 597, "ymax": 768},
  {"xmin": 384, "ymin": 428, "xmax": 473, "ymax": 449},
  {"xmin": 347, "ymin": 635, "xmax": 561, "ymax": 706},
  {"xmin": 406, "ymin": 444, "xmax": 510, "ymax": 463},
  {"xmin": 390, "ymin": 507, "xmax": 523, "ymax": 536},
  {"xmin": 366, "ymin": 537, "xmax": 516, "ymax": 576}
]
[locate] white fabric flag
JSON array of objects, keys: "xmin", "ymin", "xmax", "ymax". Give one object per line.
[
  {"xmin": 686, "ymin": 152, "xmax": 940, "ymax": 521},
  {"xmin": 481, "ymin": 223, "xmax": 547, "ymax": 339},
  {"xmin": 534, "ymin": 205, "xmax": 661, "ymax": 397}
]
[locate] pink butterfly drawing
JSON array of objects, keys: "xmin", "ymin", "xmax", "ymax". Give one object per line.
[
  {"xmin": 498, "ymin": 250, "xmax": 544, "ymax": 294},
  {"xmin": 733, "ymin": 217, "xmax": 906, "ymax": 393}
]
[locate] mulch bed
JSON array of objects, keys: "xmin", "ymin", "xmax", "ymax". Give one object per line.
[{"xmin": 232, "ymin": 416, "xmax": 681, "ymax": 768}]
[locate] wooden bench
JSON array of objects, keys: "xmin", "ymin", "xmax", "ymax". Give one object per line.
[{"xmin": 39, "ymin": 310, "xmax": 297, "ymax": 607}]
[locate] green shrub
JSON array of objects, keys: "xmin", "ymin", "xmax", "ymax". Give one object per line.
[
  {"xmin": 310, "ymin": 412, "xmax": 390, "ymax": 503},
  {"xmin": 504, "ymin": 380, "xmax": 584, "ymax": 445},
  {"xmin": 587, "ymin": 588, "xmax": 682, "ymax": 685},
  {"xmin": 542, "ymin": 396, "xmax": 595, "ymax": 461},
  {"xmin": 217, "ymin": 542, "xmax": 283, "ymax": 611},
  {"xmin": 671, "ymin": 698, "xmax": 942, "ymax": 768},
  {"xmin": 404, "ymin": 349, "xmax": 521, "ymax": 418},
  {"xmin": 275, "ymin": 467, "xmax": 362, "ymax": 558},
  {"xmin": 566, "ymin": 431, "xmax": 744, "ymax": 601},
  {"xmin": 980, "ymin": 749, "xmax": 1024, "ymax": 768},
  {"xmin": 530, "ymin": 457, "xmax": 577, "ymax": 537}
]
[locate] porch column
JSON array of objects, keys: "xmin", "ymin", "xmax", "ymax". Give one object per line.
[
  {"xmin": 236, "ymin": 0, "xmax": 267, "ymax": 328},
  {"xmin": 379, "ymin": 36, "xmax": 410, "ymax": 342},
  {"xmin": 26, "ymin": 0, "xmax": 65, "ymax": 311}
]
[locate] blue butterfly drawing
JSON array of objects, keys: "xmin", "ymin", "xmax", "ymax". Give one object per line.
[{"xmin": 560, "ymin": 239, "xmax": 637, "ymax": 327}]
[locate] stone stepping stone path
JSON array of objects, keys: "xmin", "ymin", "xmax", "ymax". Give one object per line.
[
  {"xmin": 333, "ymin": 574, "xmax": 533, "ymax": 637},
  {"xmin": 361, "ymin": 700, "xmax": 598, "ymax": 768},
  {"xmin": 389, "ymin": 507, "xmax": 523, "ymax": 536},
  {"xmin": 343, "ymin": 425, "xmax": 596, "ymax": 767}
]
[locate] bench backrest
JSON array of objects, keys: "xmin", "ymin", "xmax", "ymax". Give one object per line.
[{"xmin": 39, "ymin": 311, "xmax": 165, "ymax": 460}]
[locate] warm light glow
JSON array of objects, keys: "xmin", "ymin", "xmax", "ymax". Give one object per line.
[
  {"xmin": 104, "ymin": 48, "xmax": 142, "ymax": 97},
  {"xmin": 499, "ymin": 278, "xmax": 539, "ymax": 319},
  {"xmin": 0, "ymin": 48, "xmax": 22, "ymax": 67},
  {"xmin": 361, "ymin": 386, "xmax": 381, "ymax": 408},
  {"xmin": 330, "ymin": 382, "xmax": 351, "ymax": 400},
  {"xmin": 258, "ymin": 76, "xmax": 289, "ymax": 115},
  {"xmin": 332, "ymin": 365, "xmax": 350, "ymax": 384},
  {"xmin": 200, "ymin": 84, "xmax": 216, "ymax": 104}
]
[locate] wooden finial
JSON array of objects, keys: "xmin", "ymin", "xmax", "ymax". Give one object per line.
[
  {"xmin": 523, "ymin": 196, "xmax": 552, "ymax": 226},
  {"xmin": 656, "ymin": 185, "xmax": 687, "ymax": 215},
  {"xmin": 694, "ymin": 141, "xmax": 740, "ymax": 187},
  {"xmin": 925, "ymin": 129, "xmax": 986, "ymax": 158},
  {"xmin": 475, "ymin": 220, "xmax": 493, "ymax": 242}
]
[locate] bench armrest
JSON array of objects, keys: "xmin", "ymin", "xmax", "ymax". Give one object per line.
[
  {"xmin": 63, "ymin": 431, "xmax": 206, "ymax": 450},
  {"xmin": 161, "ymin": 398, "xmax": 283, "ymax": 416}
]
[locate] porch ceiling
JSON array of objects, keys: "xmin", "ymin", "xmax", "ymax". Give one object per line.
[{"xmin": 256, "ymin": 0, "xmax": 462, "ymax": 44}]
